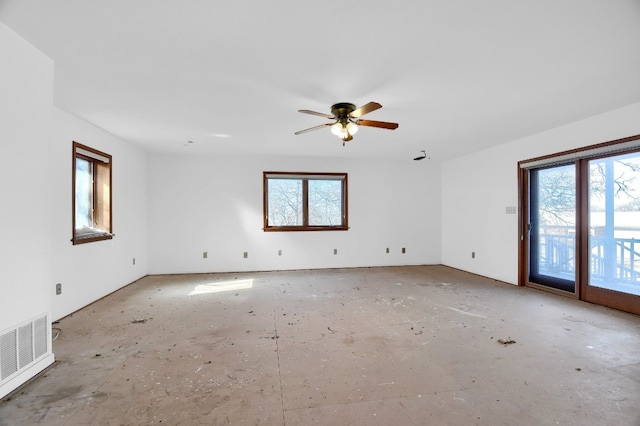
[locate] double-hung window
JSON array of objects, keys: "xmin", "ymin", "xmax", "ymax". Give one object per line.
[
  {"xmin": 72, "ymin": 142, "xmax": 112, "ymax": 244},
  {"xmin": 263, "ymin": 172, "xmax": 348, "ymax": 231}
]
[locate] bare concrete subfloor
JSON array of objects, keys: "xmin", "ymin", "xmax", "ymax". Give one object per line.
[{"xmin": 1, "ymin": 265, "xmax": 640, "ymax": 425}]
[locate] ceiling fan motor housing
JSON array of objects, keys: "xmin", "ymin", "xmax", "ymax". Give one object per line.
[{"xmin": 331, "ymin": 103, "xmax": 356, "ymax": 118}]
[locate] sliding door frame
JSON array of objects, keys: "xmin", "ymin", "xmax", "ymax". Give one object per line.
[
  {"xmin": 518, "ymin": 165, "xmax": 581, "ymax": 299},
  {"xmin": 518, "ymin": 134, "xmax": 640, "ymax": 315}
]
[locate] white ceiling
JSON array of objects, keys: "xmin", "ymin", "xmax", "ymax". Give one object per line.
[{"xmin": 2, "ymin": 0, "xmax": 640, "ymax": 161}]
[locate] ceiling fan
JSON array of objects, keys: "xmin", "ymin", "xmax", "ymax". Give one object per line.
[{"xmin": 294, "ymin": 102, "xmax": 398, "ymax": 144}]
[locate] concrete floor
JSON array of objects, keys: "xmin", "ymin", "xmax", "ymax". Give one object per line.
[{"xmin": 1, "ymin": 265, "xmax": 639, "ymax": 425}]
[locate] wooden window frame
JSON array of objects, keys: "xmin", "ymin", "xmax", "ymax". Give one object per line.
[
  {"xmin": 72, "ymin": 141, "xmax": 113, "ymax": 245},
  {"xmin": 263, "ymin": 171, "xmax": 348, "ymax": 232}
]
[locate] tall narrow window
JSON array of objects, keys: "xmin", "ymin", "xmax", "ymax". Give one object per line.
[
  {"xmin": 72, "ymin": 142, "xmax": 112, "ymax": 244},
  {"xmin": 263, "ymin": 172, "xmax": 348, "ymax": 231}
]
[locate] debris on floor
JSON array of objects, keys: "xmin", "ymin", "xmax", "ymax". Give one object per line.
[
  {"xmin": 4, "ymin": 266, "xmax": 640, "ymax": 425},
  {"xmin": 131, "ymin": 318, "xmax": 148, "ymax": 324},
  {"xmin": 52, "ymin": 327, "xmax": 62, "ymax": 341}
]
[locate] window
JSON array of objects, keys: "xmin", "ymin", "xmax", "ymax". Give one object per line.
[
  {"xmin": 72, "ymin": 142, "xmax": 112, "ymax": 244},
  {"xmin": 263, "ymin": 172, "xmax": 348, "ymax": 231}
]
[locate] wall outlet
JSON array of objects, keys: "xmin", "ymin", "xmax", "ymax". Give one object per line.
[
  {"xmin": 506, "ymin": 206, "xmax": 517, "ymax": 215},
  {"xmin": 278, "ymin": 250, "xmax": 282, "ymax": 256},
  {"xmin": 203, "ymin": 251, "xmax": 208, "ymax": 259},
  {"xmin": 243, "ymin": 251, "xmax": 248, "ymax": 258},
  {"xmin": 386, "ymin": 248, "xmax": 389, "ymax": 254},
  {"xmin": 472, "ymin": 251, "xmax": 476, "ymax": 258},
  {"xmin": 333, "ymin": 249, "xmax": 338, "ymax": 255},
  {"xmin": 132, "ymin": 257, "xmax": 136, "ymax": 265},
  {"xmin": 55, "ymin": 283, "xmax": 62, "ymax": 295},
  {"xmin": 402, "ymin": 247, "xmax": 406, "ymax": 254}
]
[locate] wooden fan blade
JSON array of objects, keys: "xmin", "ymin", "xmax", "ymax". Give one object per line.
[
  {"xmin": 355, "ymin": 119, "xmax": 399, "ymax": 130},
  {"xmin": 350, "ymin": 102, "xmax": 382, "ymax": 118},
  {"xmin": 298, "ymin": 109, "xmax": 335, "ymax": 119},
  {"xmin": 294, "ymin": 123, "xmax": 333, "ymax": 135}
]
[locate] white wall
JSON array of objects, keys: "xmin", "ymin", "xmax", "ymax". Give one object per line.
[
  {"xmin": 0, "ymin": 21, "xmax": 55, "ymax": 397},
  {"xmin": 441, "ymin": 102, "xmax": 640, "ymax": 284},
  {"xmin": 50, "ymin": 108, "xmax": 148, "ymax": 320},
  {"xmin": 147, "ymin": 154, "xmax": 441, "ymax": 274}
]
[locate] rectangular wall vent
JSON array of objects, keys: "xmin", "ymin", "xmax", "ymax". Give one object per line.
[
  {"xmin": 0, "ymin": 330, "xmax": 18, "ymax": 380},
  {"xmin": 0, "ymin": 315, "xmax": 49, "ymax": 383},
  {"xmin": 18, "ymin": 324, "xmax": 34, "ymax": 369},
  {"xmin": 34, "ymin": 316, "xmax": 47, "ymax": 359}
]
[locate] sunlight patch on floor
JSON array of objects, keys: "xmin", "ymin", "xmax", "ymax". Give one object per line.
[{"xmin": 188, "ymin": 279, "xmax": 254, "ymax": 295}]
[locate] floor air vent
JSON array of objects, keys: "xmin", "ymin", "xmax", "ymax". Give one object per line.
[{"xmin": 0, "ymin": 315, "xmax": 49, "ymax": 382}]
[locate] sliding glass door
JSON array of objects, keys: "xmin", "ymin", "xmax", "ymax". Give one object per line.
[
  {"xmin": 584, "ymin": 152, "xmax": 640, "ymax": 308},
  {"xmin": 529, "ymin": 164, "xmax": 576, "ymax": 293},
  {"xmin": 520, "ymin": 135, "xmax": 640, "ymax": 315}
]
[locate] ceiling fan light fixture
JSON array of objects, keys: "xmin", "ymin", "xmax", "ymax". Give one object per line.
[
  {"xmin": 332, "ymin": 121, "xmax": 354, "ymax": 140},
  {"xmin": 331, "ymin": 121, "xmax": 353, "ymax": 140}
]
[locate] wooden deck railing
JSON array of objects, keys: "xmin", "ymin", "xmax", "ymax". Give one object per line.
[{"xmin": 538, "ymin": 227, "xmax": 640, "ymax": 285}]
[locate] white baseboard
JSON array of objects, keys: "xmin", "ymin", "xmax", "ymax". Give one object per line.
[{"xmin": 0, "ymin": 352, "xmax": 54, "ymax": 399}]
